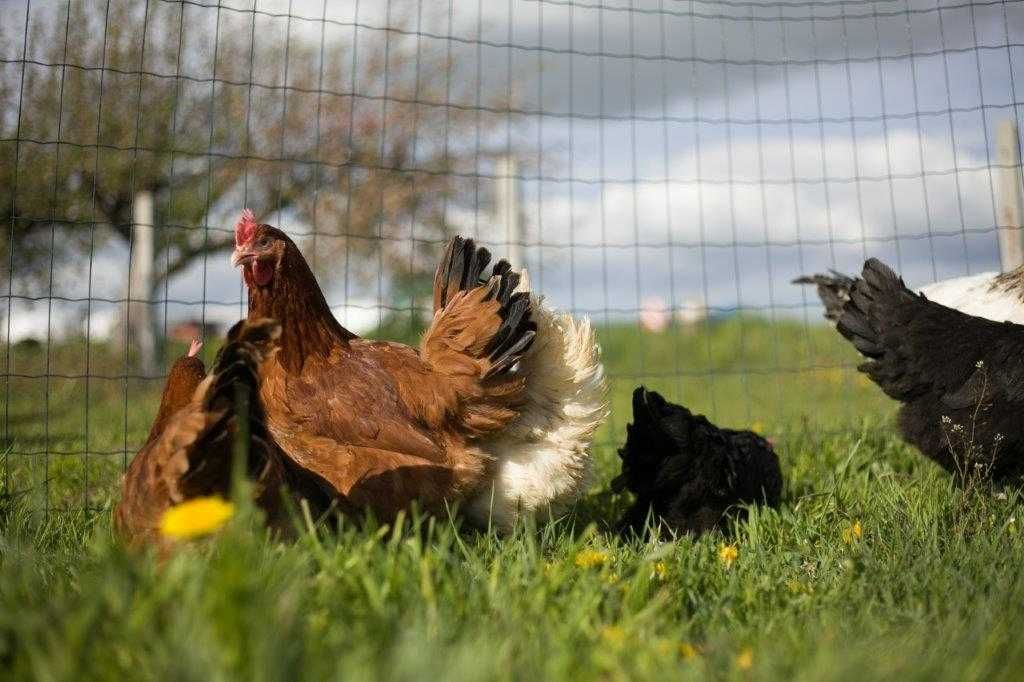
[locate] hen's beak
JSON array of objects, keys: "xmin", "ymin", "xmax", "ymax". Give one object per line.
[{"xmin": 231, "ymin": 246, "xmax": 256, "ymax": 268}]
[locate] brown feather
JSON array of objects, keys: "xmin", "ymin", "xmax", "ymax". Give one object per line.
[
  {"xmin": 419, "ymin": 288, "xmax": 527, "ymax": 435},
  {"xmin": 114, "ymin": 320, "xmax": 319, "ymax": 546},
  {"xmin": 145, "ymin": 355, "xmax": 206, "ymax": 443}
]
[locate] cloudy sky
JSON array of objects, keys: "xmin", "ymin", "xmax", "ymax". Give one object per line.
[{"xmin": 6, "ymin": 0, "xmax": 1024, "ymax": 339}]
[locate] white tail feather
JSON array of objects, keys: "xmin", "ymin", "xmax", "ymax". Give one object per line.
[{"xmin": 467, "ymin": 274, "xmax": 608, "ymax": 530}]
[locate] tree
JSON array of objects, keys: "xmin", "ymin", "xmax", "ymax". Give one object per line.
[{"xmin": 1, "ymin": 0, "xmax": 513, "ymax": 371}]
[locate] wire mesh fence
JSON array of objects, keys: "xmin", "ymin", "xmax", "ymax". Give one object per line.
[{"xmin": 2, "ymin": 0, "xmax": 1023, "ymax": 513}]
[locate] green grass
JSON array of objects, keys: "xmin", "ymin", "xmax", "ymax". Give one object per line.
[{"xmin": 2, "ymin": 319, "xmax": 1023, "ymax": 681}]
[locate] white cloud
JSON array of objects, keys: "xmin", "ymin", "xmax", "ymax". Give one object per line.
[
  {"xmin": 508, "ymin": 127, "xmax": 1003, "ymax": 317},
  {"xmin": 526, "ymin": 128, "xmax": 995, "ymax": 247}
]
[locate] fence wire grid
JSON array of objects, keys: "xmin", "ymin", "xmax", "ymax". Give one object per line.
[{"xmin": 2, "ymin": 0, "xmax": 1023, "ymax": 513}]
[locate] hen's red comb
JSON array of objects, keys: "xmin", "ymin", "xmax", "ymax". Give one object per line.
[
  {"xmin": 188, "ymin": 338, "xmax": 203, "ymax": 357},
  {"xmin": 235, "ymin": 208, "xmax": 257, "ymax": 246}
]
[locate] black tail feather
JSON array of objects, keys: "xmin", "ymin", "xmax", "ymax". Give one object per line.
[
  {"xmin": 836, "ymin": 258, "xmax": 903, "ymax": 361},
  {"xmin": 434, "ymin": 236, "xmax": 494, "ymax": 310},
  {"xmin": 436, "ymin": 236, "xmax": 537, "ymax": 379},
  {"xmin": 836, "ymin": 258, "xmax": 940, "ymax": 403},
  {"xmin": 793, "ymin": 270, "xmax": 858, "ymax": 322},
  {"xmin": 830, "ymin": 257, "xmax": 1024, "ymax": 479}
]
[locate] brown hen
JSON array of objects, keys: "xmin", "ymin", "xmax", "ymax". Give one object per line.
[
  {"xmin": 115, "ymin": 319, "xmax": 317, "ymax": 545},
  {"xmin": 231, "ymin": 210, "xmax": 607, "ymax": 528}
]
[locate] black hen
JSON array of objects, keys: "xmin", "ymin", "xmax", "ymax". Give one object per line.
[
  {"xmin": 837, "ymin": 258, "xmax": 1024, "ymax": 480},
  {"xmin": 612, "ymin": 387, "xmax": 783, "ymax": 536}
]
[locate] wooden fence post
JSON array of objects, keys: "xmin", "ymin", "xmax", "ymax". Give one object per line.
[
  {"xmin": 127, "ymin": 190, "xmax": 156, "ymax": 376},
  {"xmin": 494, "ymin": 154, "xmax": 522, "ymax": 268},
  {"xmin": 996, "ymin": 119, "xmax": 1024, "ymax": 272}
]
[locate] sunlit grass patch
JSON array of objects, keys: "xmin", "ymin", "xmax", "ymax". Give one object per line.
[{"xmin": 1, "ymin": 320, "xmax": 1022, "ymax": 679}]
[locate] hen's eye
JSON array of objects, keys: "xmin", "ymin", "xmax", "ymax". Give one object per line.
[{"xmin": 258, "ymin": 237, "xmax": 271, "ymax": 248}]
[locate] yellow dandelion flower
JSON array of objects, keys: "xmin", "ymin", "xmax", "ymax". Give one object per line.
[
  {"xmin": 750, "ymin": 421, "xmax": 764, "ymax": 435},
  {"xmin": 735, "ymin": 647, "xmax": 754, "ymax": 670},
  {"xmin": 159, "ymin": 496, "xmax": 234, "ymax": 540},
  {"xmin": 718, "ymin": 543, "xmax": 739, "ymax": 568},
  {"xmin": 652, "ymin": 561, "xmax": 668, "ymax": 581},
  {"xmin": 574, "ymin": 548, "xmax": 609, "ymax": 569},
  {"xmin": 842, "ymin": 520, "xmax": 863, "ymax": 544},
  {"xmin": 599, "ymin": 625, "xmax": 626, "ymax": 646},
  {"xmin": 679, "ymin": 642, "xmax": 699, "ymax": 660}
]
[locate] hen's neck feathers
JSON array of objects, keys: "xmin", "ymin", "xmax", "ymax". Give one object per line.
[{"xmin": 247, "ymin": 243, "xmax": 355, "ymax": 372}]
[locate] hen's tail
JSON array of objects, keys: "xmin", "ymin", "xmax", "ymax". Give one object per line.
[
  {"xmin": 466, "ymin": 270, "xmax": 608, "ymax": 530},
  {"xmin": 421, "ymin": 237, "xmax": 538, "ymax": 438},
  {"xmin": 835, "ymin": 258, "xmax": 937, "ymax": 402},
  {"xmin": 431, "ymin": 236, "xmax": 536, "ymax": 377},
  {"xmin": 793, "ymin": 270, "xmax": 858, "ymax": 322}
]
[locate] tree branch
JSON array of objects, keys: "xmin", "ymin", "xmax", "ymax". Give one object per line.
[{"xmin": 153, "ymin": 236, "xmax": 235, "ymax": 290}]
